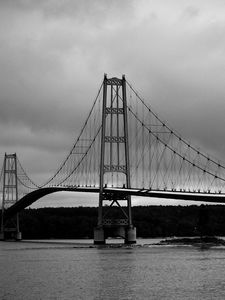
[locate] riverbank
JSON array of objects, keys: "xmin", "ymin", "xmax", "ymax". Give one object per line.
[
  {"xmin": 3, "ymin": 237, "xmax": 225, "ymax": 249},
  {"xmin": 157, "ymin": 236, "xmax": 225, "ymax": 248}
]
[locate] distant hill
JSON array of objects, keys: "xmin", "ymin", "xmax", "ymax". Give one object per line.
[{"xmin": 15, "ymin": 205, "xmax": 225, "ymax": 239}]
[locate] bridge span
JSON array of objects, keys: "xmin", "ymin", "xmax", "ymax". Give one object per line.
[{"xmin": 5, "ymin": 186, "xmax": 225, "ymax": 219}]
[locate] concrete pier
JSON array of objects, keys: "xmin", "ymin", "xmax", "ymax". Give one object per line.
[
  {"xmin": 15, "ymin": 231, "xmax": 22, "ymax": 241},
  {"xmin": 94, "ymin": 226, "xmax": 136, "ymax": 244},
  {"xmin": 125, "ymin": 226, "xmax": 136, "ymax": 244},
  {"xmin": 0, "ymin": 230, "xmax": 22, "ymax": 241},
  {"xmin": 94, "ymin": 227, "xmax": 105, "ymax": 244},
  {"xmin": 0, "ymin": 231, "xmax": 4, "ymax": 241}
]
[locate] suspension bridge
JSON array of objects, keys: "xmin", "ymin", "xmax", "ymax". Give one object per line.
[{"xmin": 1, "ymin": 74, "xmax": 225, "ymax": 244}]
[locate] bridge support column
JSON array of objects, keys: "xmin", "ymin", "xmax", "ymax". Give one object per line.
[
  {"xmin": 125, "ymin": 226, "xmax": 136, "ymax": 244},
  {"xmin": 15, "ymin": 231, "xmax": 22, "ymax": 241},
  {"xmin": 0, "ymin": 153, "xmax": 22, "ymax": 241},
  {"xmin": 94, "ymin": 224, "xmax": 136, "ymax": 244},
  {"xmin": 95, "ymin": 75, "xmax": 136, "ymax": 245},
  {"xmin": 94, "ymin": 227, "xmax": 105, "ymax": 245},
  {"xmin": 0, "ymin": 229, "xmax": 22, "ymax": 241},
  {"xmin": 0, "ymin": 231, "xmax": 4, "ymax": 240}
]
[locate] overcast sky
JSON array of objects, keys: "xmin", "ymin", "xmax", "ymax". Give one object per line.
[{"xmin": 1, "ymin": 0, "xmax": 225, "ymax": 207}]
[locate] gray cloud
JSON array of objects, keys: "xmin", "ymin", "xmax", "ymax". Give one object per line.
[{"xmin": 1, "ymin": 0, "xmax": 225, "ymax": 206}]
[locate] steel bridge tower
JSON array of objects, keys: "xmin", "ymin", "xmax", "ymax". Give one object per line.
[
  {"xmin": 94, "ymin": 75, "xmax": 136, "ymax": 244},
  {"xmin": 0, "ymin": 153, "xmax": 21, "ymax": 240}
]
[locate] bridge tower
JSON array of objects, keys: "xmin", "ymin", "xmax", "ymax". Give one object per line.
[
  {"xmin": 0, "ymin": 153, "xmax": 22, "ymax": 240},
  {"xmin": 94, "ymin": 75, "xmax": 136, "ymax": 244}
]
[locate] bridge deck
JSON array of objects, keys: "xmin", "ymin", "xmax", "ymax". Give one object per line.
[{"xmin": 5, "ymin": 186, "xmax": 225, "ymax": 219}]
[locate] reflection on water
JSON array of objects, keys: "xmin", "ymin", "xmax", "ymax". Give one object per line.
[{"xmin": 1, "ymin": 239, "xmax": 225, "ymax": 299}]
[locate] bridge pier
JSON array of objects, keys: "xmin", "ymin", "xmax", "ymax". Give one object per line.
[
  {"xmin": 125, "ymin": 226, "xmax": 136, "ymax": 244},
  {"xmin": 15, "ymin": 231, "xmax": 22, "ymax": 240},
  {"xmin": 94, "ymin": 224, "xmax": 136, "ymax": 245},
  {"xmin": 0, "ymin": 230, "xmax": 22, "ymax": 241},
  {"xmin": 94, "ymin": 227, "xmax": 105, "ymax": 245}
]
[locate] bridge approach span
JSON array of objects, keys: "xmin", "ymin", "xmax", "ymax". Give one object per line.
[{"xmin": 5, "ymin": 187, "xmax": 225, "ymax": 219}]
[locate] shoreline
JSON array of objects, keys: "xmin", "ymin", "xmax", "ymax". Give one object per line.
[{"xmin": 156, "ymin": 236, "xmax": 225, "ymax": 248}]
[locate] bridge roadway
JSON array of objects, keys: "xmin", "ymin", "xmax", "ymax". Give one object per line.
[{"xmin": 5, "ymin": 186, "xmax": 225, "ymax": 219}]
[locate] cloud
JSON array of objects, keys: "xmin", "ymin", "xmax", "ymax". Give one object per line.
[{"xmin": 1, "ymin": 0, "xmax": 225, "ymax": 206}]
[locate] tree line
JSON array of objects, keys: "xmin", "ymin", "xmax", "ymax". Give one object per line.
[{"xmin": 14, "ymin": 205, "xmax": 225, "ymax": 239}]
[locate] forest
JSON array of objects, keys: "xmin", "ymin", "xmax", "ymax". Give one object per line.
[{"xmin": 12, "ymin": 205, "xmax": 225, "ymax": 239}]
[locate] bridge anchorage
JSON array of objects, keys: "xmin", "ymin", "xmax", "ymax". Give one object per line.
[
  {"xmin": 0, "ymin": 154, "xmax": 21, "ymax": 240},
  {"xmin": 94, "ymin": 75, "xmax": 136, "ymax": 244}
]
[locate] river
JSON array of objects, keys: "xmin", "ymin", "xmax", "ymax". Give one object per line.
[{"xmin": 1, "ymin": 239, "xmax": 225, "ymax": 299}]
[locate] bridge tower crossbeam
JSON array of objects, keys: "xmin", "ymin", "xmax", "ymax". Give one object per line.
[{"xmin": 94, "ymin": 75, "xmax": 136, "ymax": 244}]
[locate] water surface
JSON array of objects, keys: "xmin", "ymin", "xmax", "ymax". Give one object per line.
[{"xmin": 1, "ymin": 239, "xmax": 225, "ymax": 299}]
